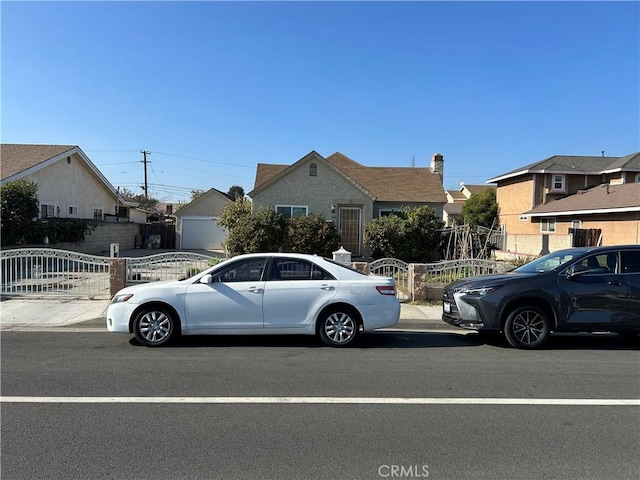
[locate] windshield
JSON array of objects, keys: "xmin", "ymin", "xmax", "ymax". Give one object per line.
[{"xmin": 512, "ymin": 250, "xmax": 584, "ymax": 274}]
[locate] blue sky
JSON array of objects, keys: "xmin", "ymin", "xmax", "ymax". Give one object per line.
[{"xmin": 2, "ymin": 1, "xmax": 639, "ymax": 203}]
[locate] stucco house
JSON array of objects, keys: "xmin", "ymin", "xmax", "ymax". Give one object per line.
[
  {"xmin": 1, "ymin": 144, "xmax": 135, "ymax": 222},
  {"xmin": 174, "ymin": 188, "xmax": 234, "ymax": 251},
  {"xmin": 249, "ymin": 150, "xmax": 447, "ymax": 257},
  {"xmin": 487, "ymin": 151, "xmax": 640, "ymax": 256}
]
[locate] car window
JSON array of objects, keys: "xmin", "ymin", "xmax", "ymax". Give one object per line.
[
  {"xmin": 621, "ymin": 251, "xmax": 640, "ymax": 273},
  {"xmin": 576, "ymin": 254, "xmax": 609, "ymax": 274},
  {"xmin": 213, "ymin": 258, "xmax": 266, "ymax": 282},
  {"xmin": 514, "ymin": 251, "xmax": 581, "ymax": 273},
  {"xmin": 271, "ymin": 258, "xmax": 335, "ymax": 281}
]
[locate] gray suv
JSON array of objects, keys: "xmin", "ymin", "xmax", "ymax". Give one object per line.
[{"xmin": 442, "ymin": 245, "xmax": 640, "ymax": 349}]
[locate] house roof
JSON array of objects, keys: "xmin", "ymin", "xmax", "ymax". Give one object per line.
[
  {"xmin": 487, "ymin": 152, "xmax": 640, "ymax": 184},
  {"xmin": 1, "ymin": 144, "xmax": 77, "ymax": 180},
  {"xmin": 175, "ymin": 187, "xmax": 234, "ymax": 216},
  {"xmin": 447, "ymin": 189, "xmax": 467, "ymax": 201},
  {"xmin": 444, "ymin": 202, "xmax": 464, "ymax": 215},
  {"xmin": 461, "ymin": 184, "xmax": 496, "ymax": 196},
  {"xmin": 524, "ymin": 183, "xmax": 640, "ymax": 217},
  {"xmin": 252, "ymin": 151, "xmax": 446, "ymax": 203},
  {"xmin": 0, "ymin": 143, "xmax": 132, "ymax": 205}
]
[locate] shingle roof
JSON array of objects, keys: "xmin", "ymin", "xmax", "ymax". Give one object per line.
[
  {"xmin": 525, "ymin": 183, "xmax": 640, "ymax": 216},
  {"xmin": 253, "ymin": 151, "xmax": 446, "ymax": 203},
  {"xmin": 1, "ymin": 144, "xmax": 77, "ymax": 180},
  {"xmin": 487, "ymin": 152, "xmax": 640, "ymax": 183},
  {"xmin": 447, "ymin": 189, "xmax": 467, "ymax": 201},
  {"xmin": 462, "ymin": 184, "xmax": 496, "ymax": 196}
]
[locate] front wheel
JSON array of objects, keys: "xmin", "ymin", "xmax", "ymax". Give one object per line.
[
  {"xmin": 133, "ymin": 306, "xmax": 177, "ymax": 347},
  {"xmin": 504, "ymin": 305, "xmax": 551, "ymax": 349},
  {"xmin": 318, "ymin": 309, "xmax": 359, "ymax": 347}
]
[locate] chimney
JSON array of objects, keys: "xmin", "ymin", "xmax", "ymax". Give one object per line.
[{"xmin": 431, "ymin": 153, "xmax": 444, "ymax": 179}]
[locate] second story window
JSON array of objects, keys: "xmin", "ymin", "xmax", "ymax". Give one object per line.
[
  {"xmin": 309, "ymin": 163, "xmax": 317, "ymax": 177},
  {"xmin": 551, "ymin": 174, "xmax": 565, "ymax": 192}
]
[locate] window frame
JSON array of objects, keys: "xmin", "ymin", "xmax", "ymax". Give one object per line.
[
  {"xmin": 40, "ymin": 202, "xmax": 55, "ymax": 219},
  {"xmin": 540, "ymin": 217, "xmax": 556, "ymax": 233},
  {"xmin": 92, "ymin": 207, "xmax": 104, "ymax": 221},
  {"xmin": 67, "ymin": 204, "xmax": 79, "ymax": 218},
  {"xmin": 275, "ymin": 205, "xmax": 308, "ymax": 218},
  {"xmin": 550, "ymin": 174, "xmax": 566, "ymax": 193}
]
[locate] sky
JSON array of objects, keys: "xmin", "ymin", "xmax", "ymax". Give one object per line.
[{"xmin": 2, "ymin": 0, "xmax": 639, "ymax": 204}]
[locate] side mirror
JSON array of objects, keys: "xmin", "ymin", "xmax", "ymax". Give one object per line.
[
  {"xmin": 200, "ymin": 274, "xmax": 213, "ymax": 284},
  {"xmin": 567, "ymin": 264, "xmax": 588, "ymax": 279}
]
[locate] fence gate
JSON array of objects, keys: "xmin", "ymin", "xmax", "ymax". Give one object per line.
[
  {"xmin": 369, "ymin": 258, "xmax": 410, "ymax": 302},
  {"xmin": 1, "ymin": 248, "xmax": 111, "ymax": 299}
]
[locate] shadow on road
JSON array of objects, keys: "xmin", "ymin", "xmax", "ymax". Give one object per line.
[{"xmin": 129, "ymin": 330, "xmax": 639, "ymax": 350}]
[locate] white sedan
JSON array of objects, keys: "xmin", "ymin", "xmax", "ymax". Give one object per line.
[{"xmin": 107, "ymin": 253, "xmax": 400, "ymax": 347}]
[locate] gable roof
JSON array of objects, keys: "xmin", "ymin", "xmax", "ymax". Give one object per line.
[
  {"xmin": 524, "ymin": 183, "xmax": 640, "ymax": 217},
  {"xmin": 175, "ymin": 187, "xmax": 234, "ymax": 216},
  {"xmin": 487, "ymin": 152, "xmax": 640, "ymax": 184},
  {"xmin": 0, "ymin": 143, "xmax": 132, "ymax": 205},
  {"xmin": 251, "ymin": 151, "xmax": 446, "ymax": 204},
  {"xmin": 447, "ymin": 189, "xmax": 467, "ymax": 201},
  {"xmin": 461, "ymin": 184, "xmax": 496, "ymax": 196}
]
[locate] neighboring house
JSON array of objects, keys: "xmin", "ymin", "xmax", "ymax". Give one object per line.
[
  {"xmin": 1, "ymin": 144, "xmax": 135, "ymax": 222},
  {"xmin": 249, "ymin": 150, "xmax": 447, "ymax": 257},
  {"xmin": 443, "ymin": 183, "xmax": 496, "ymax": 226},
  {"xmin": 174, "ymin": 188, "xmax": 233, "ymax": 251},
  {"xmin": 487, "ymin": 152, "xmax": 640, "ymax": 256}
]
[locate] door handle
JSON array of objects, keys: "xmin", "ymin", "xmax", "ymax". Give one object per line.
[
  {"xmin": 248, "ymin": 287, "xmax": 263, "ymax": 293},
  {"xmin": 608, "ymin": 280, "xmax": 623, "ymax": 286},
  {"xmin": 319, "ymin": 284, "xmax": 334, "ymax": 291}
]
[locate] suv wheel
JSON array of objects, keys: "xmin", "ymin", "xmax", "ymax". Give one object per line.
[{"xmin": 504, "ymin": 305, "xmax": 550, "ymax": 349}]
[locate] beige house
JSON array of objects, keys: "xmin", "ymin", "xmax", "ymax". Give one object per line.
[
  {"xmin": 487, "ymin": 152, "xmax": 640, "ymax": 256},
  {"xmin": 174, "ymin": 188, "xmax": 233, "ymax": 250},
  {"xmin": 0, "ymin": 144, "xmax": 135, "ymax": 222},
  {"xmin": 249, "ymin": 150, "xmax": 447, "ymax": 257},
  {"xmin": 443, "ymin": 183, "xmax": 496, "ymax": 226}
]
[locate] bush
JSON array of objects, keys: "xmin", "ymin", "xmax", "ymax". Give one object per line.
[
  {"xmin": 285, "ymin": 213, "xmax": 340, "ymax": 257},
  {"xmin": 224, "ymin": 208, "xmax": 287, "ymax": 256},
  {"xmin": 1, "ymin": 180, "xmax": 40, "ymax": 246},
  {"xmin": 363, "ymin": 214, "xmax": 405, "ymax": 258}
]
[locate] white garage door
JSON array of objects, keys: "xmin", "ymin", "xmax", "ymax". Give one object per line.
[{"xmin": 181, "ymin": 217, "xmax": 226, "ymax": 250}]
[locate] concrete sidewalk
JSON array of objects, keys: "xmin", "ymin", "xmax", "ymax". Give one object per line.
[{"xmin": 0, "ymin": 298, "xmax": 449, "ymax": 331}]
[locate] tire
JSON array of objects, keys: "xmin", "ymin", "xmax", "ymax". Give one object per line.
[
  {"xmin": 133, "ymin": 306, "xmax": 177, "ymax": 347},
  {"xmin": 318, "ymin": 308, "xmax": 359, "ymax": 347},
  {"xmin": 504, "ymin": 305, "xmax": 551, "ymax": 349}
]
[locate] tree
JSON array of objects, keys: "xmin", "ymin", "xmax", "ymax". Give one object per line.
[
  {"xmin": 363, "ymin": 206, "xmax": 444, "ymax": 261},
  {"xmin": 228, "ymin": 185, "xmax": 245, "ymax": 199},
  {"xmin": 223, "ymin": 208, "xmax": 286, "ymax": 255},
  {"xmin": 285, "ymin": 213, "xmax": 341, "ymax": 257},
  {"xmin": 461, "ymin": 188, "xmax": 498, "ymax": 228},
  {"xmin": 217, "ymin": 197, "xmax": 252, "ymax": 232},
  {"xmin": 190, "ymin": 189, "xmax": 206, "ymax": 201},
  {"xmin": 1, "ymin": 180, "xmax": 40, "ymax": 246}
]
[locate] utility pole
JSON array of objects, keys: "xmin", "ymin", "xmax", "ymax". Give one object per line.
[{"xmin": 141, "ymin": 150, "xmax": 151, "ymax": 198}]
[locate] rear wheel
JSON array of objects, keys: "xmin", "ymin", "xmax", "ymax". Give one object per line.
[
  {"xmin": 504, "ymin": 305, "xmax": 550, "ymax": 349},
  {"xmin": 133, "ymin": 306, "xmax": 176, "ymax": 346},
  {"xmin": 318, "ymin": 308, "xmax": 358, "ymax": 347}
]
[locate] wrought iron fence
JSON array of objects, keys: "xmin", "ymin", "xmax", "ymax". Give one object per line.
[
  {"xmin": 369, "ymin": 258, "xmax": 410, "ymax": 302},
  {"xmin": 1, "ymin": 248, "xmax": 111, "ymax": 299},
  {"xmin": 422, "ymin": 258, "xmax": 512, "ymax": 288},
  {"xmin": 126, "ymin": 252, "xmax": 217, "ymax": 284}
]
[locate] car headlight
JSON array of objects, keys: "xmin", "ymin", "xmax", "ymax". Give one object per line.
[
  {"xmin": 460, "ymin": 286, "xmax": 501, "ymax": 296},
  {"xmin": 110, "ymin": 293, "xmax": 134, "ymax": 304}
]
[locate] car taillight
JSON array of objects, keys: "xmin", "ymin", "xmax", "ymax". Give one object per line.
[{"xmin": 376, "ymin": 285, "xmax": 396, "ymax": 295}]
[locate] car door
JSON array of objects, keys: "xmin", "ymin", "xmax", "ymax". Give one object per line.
[
  {"xmin": 262, "ymin": 257, "xmax": 338, "ymax": 329},
  {"xmin": 559, "ymin": 252, "xmax": 631, "ymax": 327},
  {"xmin": 183, "ymin": 257, "xmax": 267, "ymax": 331}
]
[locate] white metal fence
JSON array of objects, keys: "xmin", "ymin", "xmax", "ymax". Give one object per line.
[
  {"xmin": 1, "ymin": 248, "xmax": 111, "ymax": 299},
  {"xmin": 127, "ymin": 252, "xmax": 217, "ymax": 284},
  {"xmin": 369, "ymin": 258, "xmax": 410, "ymax": 302}
]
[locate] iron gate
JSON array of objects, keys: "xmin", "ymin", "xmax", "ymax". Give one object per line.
[{"xmin": 369, "ymin": 258, "xmax": 410, "ymax": 302}]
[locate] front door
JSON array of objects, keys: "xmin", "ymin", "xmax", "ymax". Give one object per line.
[{"xmin": 338, "ymin": 207, "xmax": 362, "ymax": 256}]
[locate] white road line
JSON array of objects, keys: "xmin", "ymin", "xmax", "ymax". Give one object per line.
[{"xmin": 1, "ymin": 397, "xmax": 638, "ymax": 405}]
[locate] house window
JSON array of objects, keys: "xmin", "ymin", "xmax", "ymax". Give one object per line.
[
  {"xmin": 309, "ymin": 163, "xmax": 317, "ymax": 177},
  {"xmin": 541, "ymin": 218, "xmax": 556, "ymax": 233},
  {"xmin": 93, "ymin": 207, "xmax": 104, "ymax": 221},
  {"xmin": 40, "ymin": 203, "xmax": 55, "ymax": 219},
  {"xmin": 379, "ymin": 209, "xmax": 401, "ymax": 217},
  {"xmin": 551, "ymin": 175, "xmax": 565, "ymax": 192},
  {"xmin": 276, "ymin": 205, "xmax": 308, "ymax": 218},
  {"xmin": 67, "ymin": 204, "xmax": 79, "ymax": 218}
]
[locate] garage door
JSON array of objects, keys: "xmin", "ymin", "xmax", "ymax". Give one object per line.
[{"xmin": 181, "ymin": 217, "xmax": 226, "ymax": 250}]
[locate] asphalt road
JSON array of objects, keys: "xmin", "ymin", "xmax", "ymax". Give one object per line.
[{"xmin": 2, "ymin": 330, "xmax": 639, "ymax": 480}]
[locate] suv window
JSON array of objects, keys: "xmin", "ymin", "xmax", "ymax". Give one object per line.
[{"xmin": 622, "ymin": 251, "xmax": 640, "ymax": 273}]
